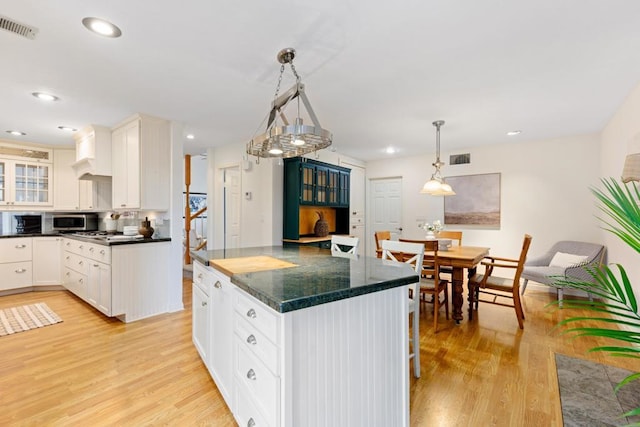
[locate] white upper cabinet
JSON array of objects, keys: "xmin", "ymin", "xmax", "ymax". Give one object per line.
[
  {"xmin": 0, "ymin": 142, "xmax": 53, "ymax": 209},
  {"xmin": 72, "ymin": 125, "xmax": 112, "ymax": 180},
  {"xmin": 53, "ymin": 148, "xmax": 112, "ymax": 211},
  {"xmin": 111, "ymin": 114, "xmax": 170, "ymax": 211}
]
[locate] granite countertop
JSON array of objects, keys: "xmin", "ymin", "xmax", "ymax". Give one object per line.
[
  {"xmin": 0, "ymin": 232, "xmax": 171, "ymax": 245},
  {"xmin": 190, "ymin": 245, "xmax": 418, "ymax": 313}
]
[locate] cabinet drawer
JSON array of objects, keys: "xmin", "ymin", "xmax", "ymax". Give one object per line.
[
  {"xmin": 0, "ymin": 261, "xmax": 32, "ymax": 290},
  {"xmin": 0, "ymin": 238, "xmax": 32, "ymax": 263},
  {"xmin": 63, "ymin": 238, "xmax": 89, "ymax": 256},
  {"xmin": 235, "ymin": 340, "xmax": 279, "ymax": 426},
  {"xmin": 235, "ymin": 314, "xmax": 279, "ymax": 375},
  {"xmin": 63, "ymin": 267, "xmax": 87, "ymax": 300},
  {"xmin": 234, "ymin": 289, "xmax": 279, "ymax": 345},
  {"xmin": 86, "ymin": 243, "xmax": 111, "ymax": 264},
  {"xmin": 193, "ymin": 261, "xmax": 209, "ymax": 288},
  {"xmin": 234, "ymin": 382, "xmax": 273, "ymax": 427},
  {"xmin": 64, "ymin": 252, "xmax": 89, "ymax": 276}
]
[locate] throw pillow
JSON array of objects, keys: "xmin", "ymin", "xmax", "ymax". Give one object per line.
[{"xmin": 549, "ymin": 252, "xmax": 589, "ymax": 268}]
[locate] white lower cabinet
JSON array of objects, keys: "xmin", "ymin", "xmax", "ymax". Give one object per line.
[
  {"xmin": 192, "ymin": 262, "xmax": 233, "ymax": 404},
  {"xmin": 32, "ymin": 236, "xmax": 62, "ymax": 286},
  {"xmin": 0, "ymin": 237, "xmax": 33, "ymax": 291},
  {"xmin": 193, "ymin": 260, "xmax": 280, "ymax": 426},
  {"xmin": 63, "ymin": 238, "xmax": 112, "ymax": 314},
  {"xmin": 87, "ymin": 261, "xmax": 111, "ymax": 315},
  {"xmin": 192, "ymin": 262, "xmax": 211, "ymax": 363}
]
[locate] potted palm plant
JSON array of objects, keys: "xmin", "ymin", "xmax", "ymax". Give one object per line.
[{"xmin": 556, "ymin": 178, "xmax": 640, "ymax": 419}]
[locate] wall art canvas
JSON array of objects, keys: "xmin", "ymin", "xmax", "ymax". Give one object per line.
[
  {"xmin": 444, "ymin": 173, "xmax": 501, "ymax": 226},
  {"xmin": 185, "ymin": 192, "xmax": 207, "ymax": 216}
]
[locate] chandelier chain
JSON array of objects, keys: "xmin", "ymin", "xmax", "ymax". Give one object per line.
[{"xmin": 273, "ymin": 63, "xmax": 286, "ymax": 100}]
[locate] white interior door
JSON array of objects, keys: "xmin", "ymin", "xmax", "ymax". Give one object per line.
[
  {"xmin": 370, "ymin": 178, "xmax": 403, "ymax": 252},
  {"xmin": 223, "ymin": 166, "xmax": 241, "ymax": 249}
]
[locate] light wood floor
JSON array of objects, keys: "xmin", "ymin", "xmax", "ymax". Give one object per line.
[{"xmin": 1, "ymin": 279, "xmax": 638, "ymax": 426}]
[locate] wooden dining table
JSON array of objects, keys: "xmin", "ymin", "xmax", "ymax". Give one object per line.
[
  {"xmin": 436, "ymin": 246, "xmax": 490, "ymax": 322},
  {"xmin": 376, "ymin": 243, "xmax": 490, "ymax": 322}
]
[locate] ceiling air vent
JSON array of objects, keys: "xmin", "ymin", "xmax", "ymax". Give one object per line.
[
  {"xmin": 450, "ymin": 153, "xmax": 471, "ymax": 165},
  {"xmin": 0, "ymin": 15, "xmax": 38, "ymax": 40}
]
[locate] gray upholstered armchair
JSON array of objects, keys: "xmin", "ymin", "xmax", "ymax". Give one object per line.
[{"xmin": 521, "ymin": 241, "xmax": 606, "ymax": 307}]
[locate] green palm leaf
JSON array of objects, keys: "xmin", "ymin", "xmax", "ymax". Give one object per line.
[{"xmin": 553, "ymin": 178, "xmax": 640, "ymax": 423}]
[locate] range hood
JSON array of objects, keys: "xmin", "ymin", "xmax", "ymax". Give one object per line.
[
  {"xmin": 72, "ymin": 125, "xmax": 112, "ymax": 181},
  {"xmin": 72, "ymin": 157, "xmax": 112, "ymax": 181}
]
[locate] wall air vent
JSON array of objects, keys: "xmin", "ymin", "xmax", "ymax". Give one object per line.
[
  {"xmin": 450, "ymin": 153, "xmax": 471, "ymax": 165},
  {"xmin": 0, "ymin": 15, "xmax": 38, "ymax": 40}
]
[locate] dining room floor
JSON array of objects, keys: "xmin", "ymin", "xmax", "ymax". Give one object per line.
[{"xmin": 1, "ymin": 278, "xmax": 638, "ymax": 426}]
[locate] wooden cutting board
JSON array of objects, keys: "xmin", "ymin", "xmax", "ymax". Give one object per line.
[{"xmin": 209, "ymin": 256, "xmax": 298, "ymax": 276}]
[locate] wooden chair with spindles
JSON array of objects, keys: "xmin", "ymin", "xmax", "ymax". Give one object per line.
[
  {"xmin": 468, "ymin": 234, "xmax": 532, "ymax": 329},
  {"xmin": 436, "ymin": 230, "xmax": 463, "ymax": 280},
  {"xmin": 374, "ymin": 230, "xmax": 391, "ymax": 258}
]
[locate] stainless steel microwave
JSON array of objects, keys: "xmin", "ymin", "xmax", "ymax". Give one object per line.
[{"xmin": 52, "ymin": 214, "xmax": 99, "ymax": 231}]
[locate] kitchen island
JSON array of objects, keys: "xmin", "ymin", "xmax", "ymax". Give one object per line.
[{"xmin": 190, "ymin": 245, "xmax": 418, "ymax": 427}]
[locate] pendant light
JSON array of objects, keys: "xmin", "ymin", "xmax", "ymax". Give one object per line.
[
  {"xmin": 420, "ymin": 120, "xmax": 456, "ymax": 196},
  {"xmin": 246, "ymin": 48, "xmax": 332, "ymax": 160}
]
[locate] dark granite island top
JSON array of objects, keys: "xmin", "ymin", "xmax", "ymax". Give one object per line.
[{"xmin": 190, "ymin": 245, "xmax": 418, "ymax": 313}]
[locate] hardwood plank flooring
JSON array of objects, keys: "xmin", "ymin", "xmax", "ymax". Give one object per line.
[{"xmin": 1, "ymin": 279, "xmax": 638, "ymax": 426}]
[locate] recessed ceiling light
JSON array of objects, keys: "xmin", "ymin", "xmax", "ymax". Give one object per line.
[
  {"xmin": 82, "ymin": 17, "xmax": 122, "ymax": 38},
  {"xmin": 186, "ymin": 134, "xmax": 195, "ymax": 140},
  {"xmin": 385, "ymin": 146, "xmax": 396, "ymax": 154},
  {"xmin": 6, "ymin": 130, "xmax": 26, "ymax": 136},
  {"xmin": 32, "ymin": 92, "xmax": 59, "ymax": 101},
  {"xmin": 58, "ymin": 126, "xmax": 77, "ymax": 132},
  {"xmin": 507, "ymin": 130, "xmax": 522, "ymax": 136}
]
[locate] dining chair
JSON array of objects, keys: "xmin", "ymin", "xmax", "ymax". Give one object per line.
[
  {"xmin": 330, "ymin": 235, "xmax": 359, "ymax": 258},
  {"xmin": 381, "ymin": 239, "xmax": 424, "ymax": 378},
  {"xmin": 400, "ymin": 238, "xmax": 449, "ymax": 333},
  {"xmin": 374, "ymin": 230, "xmax": 391, "ymax": 258},
  {"xmin": 435, "ymin": 230, "xmax": 462, "ymax": 280},
  {"xmin": 468, "ymin": 234, "xmax": 532, "ymax": 329}
]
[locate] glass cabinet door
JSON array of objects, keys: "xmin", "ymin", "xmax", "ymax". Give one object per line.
[
  {"xmin": 300, "ymin": 163, "xmax": 315, "ymax": 204},
  {"xmin": 315, "ymin": 166, "xmax": 328, "ymax": 205},
  {"xmin": 13, "ymin": 162, "xmax": 50, "ymax": 204},
  {"xmin": 0, "ymin": 161, "xmax": 5, "ymax": 203}
]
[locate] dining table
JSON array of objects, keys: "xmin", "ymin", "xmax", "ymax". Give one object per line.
[{"xmin": 435, "ymin": 245, "xmax": 490, "ymax": 322}]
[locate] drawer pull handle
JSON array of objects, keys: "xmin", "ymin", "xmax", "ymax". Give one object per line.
[
  {"xmin": 79, "ymin": 278, "xmax": 83, "ymax": 284},
  {"xmin": 89, "ymin": 247, "xmax": 94, "ymax": 252},
  {"xmin": 66, "ymin": 256, "xmax": 70, "ymax": 260},
  {"xmin": 15, "ymin": 244, "xmax": 27, "ymax": 249},
  {"xmin": 15, "ymin": 268, "xmax": 27, "ymax": 273},
  {"xmin": 214, "ymin": 281, "xmax": 222, "ymax": 289},
  {"xmin": 247, "ymin": 418, "xmax": 256, "ymax": 427},
  {"xmin": 79, "ymin": 261, "xmax": 83, "ymax": 266},
  {"xmin": 246, "ymin": 335, "xmax": 257, "ymax": 345},
  {"xmin": 246, "ymin": 369, "xmax": 256, "ymax": 381},
  {"xmin": 197, "ymin": 273, "xmax": 203, "ymax": 279},
  {"xmin": 100, "ymin": 250, "xmax": 105, "ymax": 255},
  {"xmin": 79, "ymin": 245, "xmax": 84, "ymax": 249},
  {"xmin": 93, "ymin": 264, "xmax": 99, "ymax": 268},
  {"xmin": 246, "ymin": 308, "xmax": 257, "ymax": 319},
  {"xmin": 201, "ymin": 301, "xmax": 207, "ymax": 307}
]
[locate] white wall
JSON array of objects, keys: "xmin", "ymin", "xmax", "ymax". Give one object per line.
[
  {"xmin": 207, "ymin": 143, "xmax": 283, "ymax": 249},
  {"xmin": 367, "ymin": 133, "xmax": 602, "ymax": 263},
  {"xmin": 600, "ymin": 81, "xmax": 640, "ymax": 298}
]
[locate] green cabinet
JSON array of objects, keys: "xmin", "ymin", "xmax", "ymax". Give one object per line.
[{"xmin": 283, "ymin": 158, "xmax": 351, "ymax": 240}]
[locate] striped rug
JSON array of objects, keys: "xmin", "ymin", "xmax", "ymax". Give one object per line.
[{"xmin": 0, "ymin": 303, "xmax": 62, "ymax": 336}]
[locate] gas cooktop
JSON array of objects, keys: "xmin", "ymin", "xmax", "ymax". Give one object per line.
[{"xmin": 70, "ymin": 231, "xmax": 143, "ymax": 241}]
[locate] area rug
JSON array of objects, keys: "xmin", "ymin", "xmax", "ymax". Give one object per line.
[
  {"xmin": 556, "ymin": 353, "xmax": 640, "ymax": 426},
  {"xmin": 0, "ymin": 303, "xmax": 62, "ymax": 336}
]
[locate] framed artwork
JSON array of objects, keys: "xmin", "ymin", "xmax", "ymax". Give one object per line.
[
  {"xmin": 444, "ymin": 173, "xmax": 501, "ymax": 226},
  {"xmin": 185, "ymin": 192, "xmax": 207, "ymax": 217}
]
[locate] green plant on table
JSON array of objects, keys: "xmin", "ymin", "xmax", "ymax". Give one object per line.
[{"xmin": 554, "ymin": 178, "xmax": 640, "ymax": 421}]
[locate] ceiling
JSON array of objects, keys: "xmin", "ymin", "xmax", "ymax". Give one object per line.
[{"xmin": 2, "ymin": 1, "xmax": 640, "ymax": 162}]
